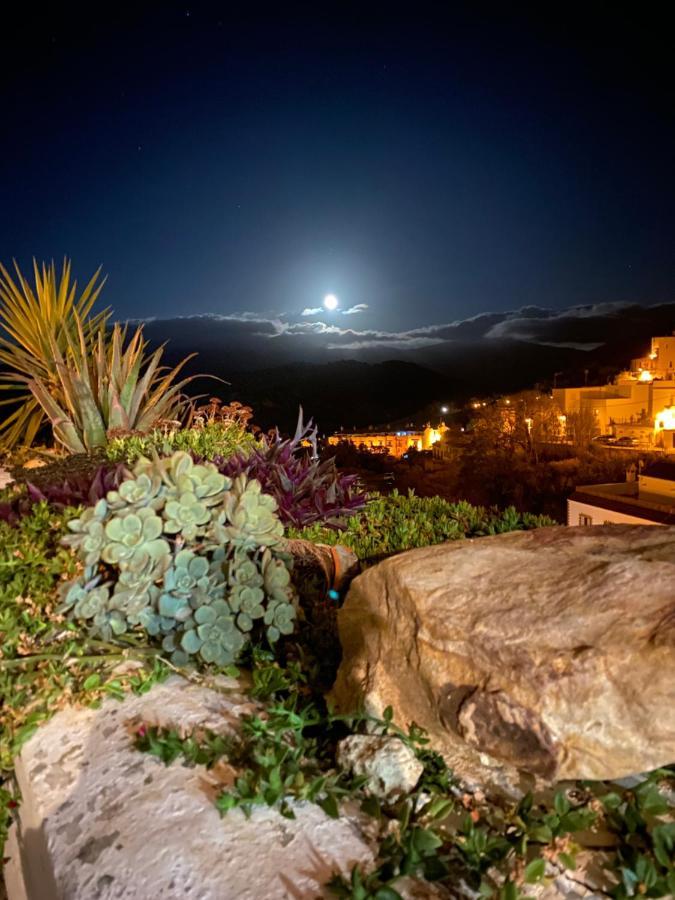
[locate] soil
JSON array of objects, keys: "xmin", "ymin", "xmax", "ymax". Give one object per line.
[{"xmin": 7, "ymin": 450, "xmax": 112, "ymax": 490}]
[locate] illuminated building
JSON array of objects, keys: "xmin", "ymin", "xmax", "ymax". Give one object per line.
[
  {"xmin": 631, "ymin": 334, "xmax": 675, "ymax": 378},
  {"xmin": 327, "ymin": 422, "xmax": 448, "ymax": 458},
  {"xmin": 553, "ymin": 332, "xmax": 675, "ymax": 450}
]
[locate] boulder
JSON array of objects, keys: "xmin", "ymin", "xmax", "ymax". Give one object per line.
[
  {"xmin": 3, "ymin": 675, "xmax": 375, "ymax": 900},
  {"xmin": 330, "ymin": 525, "xmax": 675, "ymax": 791}
]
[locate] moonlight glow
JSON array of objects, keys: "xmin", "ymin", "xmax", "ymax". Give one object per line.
[{"xmin": 323, "ymin": 293, "xmax": 339, "ymax": 311}]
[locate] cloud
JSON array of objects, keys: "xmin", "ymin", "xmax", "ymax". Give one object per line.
[
  {"xmin": 485, "ymin": 302, "xmax": 644, "ymax": 347},
  {"xmin": 301, "ymin": 302, "xmax": 369, "ymax": 317},
  {"xmin": 328, "ymin": 336, "xmax": 446, "ymax": 350},
  {"xmin": 134, "ymin": 301, "xmax": 675, "ymax": 371}
]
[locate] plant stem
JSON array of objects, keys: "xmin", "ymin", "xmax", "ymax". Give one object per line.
[{"xmin": 0, "ymin": 648, "xmax": 159, "ymax": 669}]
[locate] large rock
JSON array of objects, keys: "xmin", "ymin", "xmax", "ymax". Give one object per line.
[
  {"xmin": 330, "ymin": 525, "xmax": 675, "ymax": 791},
  {"xmin": 4, "ymin": 674, "xmax": 375, "ymax": 900}
]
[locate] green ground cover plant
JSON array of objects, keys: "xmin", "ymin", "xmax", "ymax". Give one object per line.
[
  {"xmin": 105, "ymin": 420, "xmax": 258, "ymax": 466},
  {"xmin": 0, "ymin": 501, "xmax": 169, "ymax": 853},
  {"xmin": 289, "ymin": 490, "xmax": 556, "ymax": 562},
  {"xmin": 1, "ymin": 430, "xmax": 671, "ymax": 897},
  {"xmin": 135, "ymin": 651, "xmax": 675, "ymax": 899}
]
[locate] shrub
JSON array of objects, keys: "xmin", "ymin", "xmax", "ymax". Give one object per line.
[
  {"xmin": 106, "ymin": 421, "xmax": 257, "ymax": 466},
  {"xmin": 0, "ymin": 258, "xmax": 108, "ymax": 450},
  {"xmin": 289, "ymin": 490, "xmax": 556, "ymax": 561},
  {"xmin": 60, "ymin": 451, "xmax": 296, "ymax": 667},
  {"xmin": 217, "ymin": 411, "xmax": 367, "ymax": 529}
]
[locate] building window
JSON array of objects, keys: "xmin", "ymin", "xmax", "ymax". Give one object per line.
[{"xmin": 578, "ymin": 514, "xmax": 593, "ymax": 526}]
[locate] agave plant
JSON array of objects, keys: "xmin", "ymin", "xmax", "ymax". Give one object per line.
[
  {"xmin": 27, "ymin": 313, "xmax": 199, "ymax": 454},
  {"xmin": 0, "ymin": 258, "xmax": 109, "ymax": 449}
]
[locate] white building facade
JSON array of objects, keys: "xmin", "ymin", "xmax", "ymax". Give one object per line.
[
  {"xmin": 567, "ymin": 461, "xmax": 675, "ymax": 527},
  {"xmin": 553, "ymin": 332, "xmax": 675, "ymax": 451}
]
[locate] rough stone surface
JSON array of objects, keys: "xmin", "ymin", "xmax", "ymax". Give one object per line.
[
  {"xmin": 337, "ymin": 735, "xmax": 424, "ymax": 800},
  {"xmin": 4, "ymin": 675, "xmax": 375, "ymax": 900},
  {"xmin": 330, "ymin": 525, "xmax": 675, "ymax": 790}
]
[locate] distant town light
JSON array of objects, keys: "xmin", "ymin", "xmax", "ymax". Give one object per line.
[
  {"xmin": 441, "ymin": 405, "xmax": 449, "ymax": 414},
  {"xmin": 655, "ymin": 406, "xmax": 675, "ymax": 430},
  {"xmin": 639, "ymin": 369, "xmax": 653, "ymax": 382}
]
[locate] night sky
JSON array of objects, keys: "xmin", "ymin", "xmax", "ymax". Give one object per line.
[{"xmin": 2, "ymin": 3, "xmax": 674, "ymax": 355}]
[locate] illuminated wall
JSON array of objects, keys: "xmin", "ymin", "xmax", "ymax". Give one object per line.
[
  {"xmin": 631, "ymin": 334, "xmax": 675, "ymax": 379},
  {"xmin": 327, "ymin": 432, "xmax": 422, "ymax": 457},
  {"xmin": 327, "ymin": 423, "xmax": 447, "ymax": 458},
  {"xmin": 654, "ymin": 406, "xmax": 675, "ymax": 450}
]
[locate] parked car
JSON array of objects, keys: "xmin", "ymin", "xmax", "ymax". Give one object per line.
[
  {"xmin": 593, "ymin": 434, "xmax": 617, "ymax": 444},
  {"xmin": 614, "ymin": 436, "xmax": 638, "ymax": 446}
]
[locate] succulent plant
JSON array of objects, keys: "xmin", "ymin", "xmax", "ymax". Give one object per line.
[
  {"xmin": 63, "ymin": 499, "xmax": 109, "ymax": 566},
  {"xmin": 59, "ymin": 573, "xmax": 127, "ymax": 638},
  {"xmin": 264, "ymin": 597, "xmax": 296, "ymax": 643},
  {"xmin": 136, "ymin": 452, "xmax": 229, "ymax": 505},
  {"xmin": 163, "ymin": 491, "xmax": 212, "ymax": 541},
  {"xmin": 109, "ymin": 558, "xmax": 163, "ymax": 619},
  {"xmin": 106, "ymin": 471, "xmax": 163, "ymax": 511},
  {"xmin": 165, "ymin": 548, "xmax": 210, "ymax": 594},
  {"xmin": 61, "ymin": 450, "xmax": 297, "ymax": 669},
  {"xmin": 181, "ymin": 600, "xmax": 246, "ymax": 666},
  {"xmin": 215, "ymin": 475, "xmax": 284, "ymax": 549},
  {"xmin": 61, "ymin": 575, "xmax": 109, "ymax": 620},
  {"xmin": 101, "ymin": 507, "xmax": 170, "ymax": 567},
  {"xmin": 229, "ymin": 554, "xmax": 263, "ymax": 588},
  {"xmin": 229, "ymin": 584, "xmax": 265, "ymax": 632},
  {"xmin": 261, "ymin": 550, "xmax": 293, "ymax": 601}
]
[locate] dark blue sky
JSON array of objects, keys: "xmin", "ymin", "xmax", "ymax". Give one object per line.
[{"xmin": 2, "ymin": 3, "xmax": 674, "ymax": 334}]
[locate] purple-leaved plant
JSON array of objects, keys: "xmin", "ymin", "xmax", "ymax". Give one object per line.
[
  {"xmin": 0, "ymin": 462, "xmax": 129, "ymax": 523},
  {"xmin": 214, "ymin": 410, "xmax": 367, "ymax": 529}
]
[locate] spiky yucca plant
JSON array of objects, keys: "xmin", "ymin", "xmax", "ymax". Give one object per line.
[
  {"xmin": 28, "ymin": 314, "xmax": 199, "ymax": 454},
  {"xmin": 0, "ymin": 259, "xmax": 108, "ymax": 449}
]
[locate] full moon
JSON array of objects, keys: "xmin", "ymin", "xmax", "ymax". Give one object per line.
[{"xmin": 323, "ymin": 293, "xmax": 339, "ymax": 311}]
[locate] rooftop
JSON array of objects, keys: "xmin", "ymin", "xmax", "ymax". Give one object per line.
[
  {"xmin": 641, "ymin": 460, "xmax": 675, "ymax": 481},
  {"xmin": 571, "ymin": 481, "xmax": 675, "ymax": 525}
]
